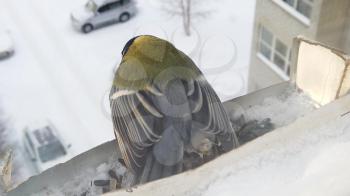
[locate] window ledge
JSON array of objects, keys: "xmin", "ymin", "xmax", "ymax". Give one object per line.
[
  {"xmin": 257, "ymin": 53, "xmax": 290, "ymax": 81},
  {"xmin": 272, "ymin": 0, "xmax": 311, "ymax": 27}
]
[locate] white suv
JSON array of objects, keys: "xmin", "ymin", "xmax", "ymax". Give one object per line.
[
  {"xmin": 71, "ymin": 0, "xmax": 137, "ymax": 33},
  {"xmin": 23, "ymin": 121, "xmax": 72, "ymax": 173}
]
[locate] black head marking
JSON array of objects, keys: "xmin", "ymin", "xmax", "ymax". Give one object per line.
[{"xmin": 122, "ymin": 36, "xmax": 140, "ymax": 56}]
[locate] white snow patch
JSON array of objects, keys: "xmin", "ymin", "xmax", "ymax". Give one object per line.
[
  {"xmin": 244, "ymin": 89, "xmax": 316, "ymax": 127},
  {"xmin": 30, "ymin": 156, "xmax": 126, "ymax": 196}
]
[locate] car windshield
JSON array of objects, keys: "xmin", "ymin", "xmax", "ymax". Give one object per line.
[
  {"xmin": 38, "ymin": 140, "xmax": 67, "ymax": 163},
  {"xmin": 85, "ymin": 0, "xmax": 97, "ymax": 12}
]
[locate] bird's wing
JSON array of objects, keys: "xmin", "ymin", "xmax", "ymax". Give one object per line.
[
  {"xmin": 110, "ymin": 86, "xmax": 164, "ymax": 175},
  {"xmin": 188, "ymin": 77, "xmax": 240, "ymax": 151}
]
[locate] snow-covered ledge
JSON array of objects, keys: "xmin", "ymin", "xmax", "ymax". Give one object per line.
[
  {"xmin": 7, "ymin": 141, "xmax": 121, "ymax": 196},
  {"xmin": 106, "ymin": 93, "xmax": 350, "ymax": 196}
]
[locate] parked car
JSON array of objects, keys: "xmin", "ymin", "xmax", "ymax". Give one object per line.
[
  {"xmin": 23, "ymin": 121, "xmax": 72, "ymax": 173},
  {"xmin": 71, "ymin": 0, "xmax": 137, "ymax": 33},
  {"xmin": 0, "ymin": 31, "xmax": 14, "ymax": 60}
]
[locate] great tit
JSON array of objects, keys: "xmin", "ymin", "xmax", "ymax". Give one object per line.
[{"xmin": 110, "ymin": 35, "xmax": 239, "ymax": 186}]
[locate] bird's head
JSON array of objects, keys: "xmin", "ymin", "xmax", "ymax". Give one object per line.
[
  {"xmin": 121, "ymin": 35, "xmax": 171, "ymax": 62},
  {"xmin": 114, "ymin": 35, "xmax": 200, "ymax": 90}
]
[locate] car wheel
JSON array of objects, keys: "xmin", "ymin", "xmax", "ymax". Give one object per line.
[
  {"xmin": 82, "ymin": 24, "xmax": 93, "ymax": 33},
  {"xmin": 119, "ymin": 13, "xmax": 130, "ymax": 22}
]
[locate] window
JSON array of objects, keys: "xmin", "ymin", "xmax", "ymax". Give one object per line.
[
  {"xmin": 38, "ymin": 141, "xmax": 67, "ymax": 163},
  {"xmin": 281, "ymin": 0, "xmax": 313, "ymax": 18},
  {"xmin": 282, "ymin": 0, "xmax": 294, "ymax": 7},
  {"xmin": 98, "ymin": 4, "xmax": 111, "ymax": 13},
  {"xmin": 273, "ymin": 39, "xmax": 287, "ymax": 70},
  {"xmin": 258, "ymin": 26, "xmax": 291, "ymax": 78},
  {"xmin": 25, "ymin": 131, "xmax": 35, "ymax": 151},
  {"xmin": 122, "ymin": 0, "xmax": 131, "ymax": 5},
  {"xmin": 296, "ymin": 0, "xmax": 312, "ymax": 18},
  {"xmin": 259, "ymin": 27, "xmax": 273, "ymax": 59},
  {"xmin": 99, "ymin": 1, "xmax": 124, "ymax": 12},
  {"xmin": 109, "ymin": 1, "xmax": 122, "ymax": 9}
]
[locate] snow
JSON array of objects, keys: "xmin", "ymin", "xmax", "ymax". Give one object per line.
[
  {"xmin": 201, "ymin": 114, "xmax": 350, "ymax": 196},
  {"xmin": 29, "ymin": 155, "xmax": 127, "ymax": 196},
  {"xmin": 0, "ymin": 31, "xmax": 13, "ymax": 53},
  {"xmin": 244, "ymin": 89, "xmax": 316, "ymax": 127},
  {"xmin": 0, "ymin": 0, "xmax": 256, "ymax": 184}
]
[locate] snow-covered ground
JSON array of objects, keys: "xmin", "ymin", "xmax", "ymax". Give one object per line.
[{"xmin": 0, "ymin": 0, "xmax": 256, "ymax": 183}]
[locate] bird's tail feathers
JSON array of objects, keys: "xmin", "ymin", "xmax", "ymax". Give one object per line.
[{"xmin": 139, "ymin": 153, "xmax": 182, "ymax": 184}]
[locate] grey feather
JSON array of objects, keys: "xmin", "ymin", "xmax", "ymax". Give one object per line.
[
  {"xmin": 153, "ymin": 126, "xmax": 184, "ymax": 166},
  {"xmin": 110, "ymin": 74, "xmax": 238, "ymax": 185}
]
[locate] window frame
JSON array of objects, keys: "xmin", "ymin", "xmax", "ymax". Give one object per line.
[
  {"xmin": 257, "ymin": 26, "xmax": 291, "ymax": 80},
  {"xmin": 295, "ymin": 0, "xmax": 313, "ymax": 18},
  {"xmin": 272, "ymin": 0, "xmax": 312, "ymax": 26},
  {"xmin": 282, "ymin": 0, "xmax": 313, "ymax": 18}
]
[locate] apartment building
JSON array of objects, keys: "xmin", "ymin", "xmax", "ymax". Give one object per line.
[{"xmin": 248, "ymin": 0, "xmax": 350, "ymax": 92}]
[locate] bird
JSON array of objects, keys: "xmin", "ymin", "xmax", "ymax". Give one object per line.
[{"xmin": 109, "ymin": 35, "xmax": 239, "ymax": 187}]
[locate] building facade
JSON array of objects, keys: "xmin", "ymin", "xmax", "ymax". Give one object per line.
[{"xmin": 248, "ymin": 0, "xmax": 350, "ymax": 92}]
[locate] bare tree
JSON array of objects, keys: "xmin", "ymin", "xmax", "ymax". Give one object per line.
[
  {"xmin": 0, "ymin": 150, "xmax": 12, "ymax": 192},
  {"xmin": 0, "ymin": 111, "xmax": 9, "ymax": 152},
  {"xmin": 0, "ymin": 108, "xmax": 21, "ymax": 191},
  {"xmin": 0, "ymin": 109, "xmax": 11, "ymax": 192},
  {"xmin": 161, "ymin": 0, "xmax": 213, "ymax": 36}
]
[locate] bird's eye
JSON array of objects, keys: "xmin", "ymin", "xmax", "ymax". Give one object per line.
[{"xmin": 122, "ymin": 36, "xmax": 140, "ymax": 56}]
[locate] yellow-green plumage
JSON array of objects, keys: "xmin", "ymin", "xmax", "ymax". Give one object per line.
[{"xmin": 113, "ymin": 36, "xmax": 201, "ymax": 90}]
